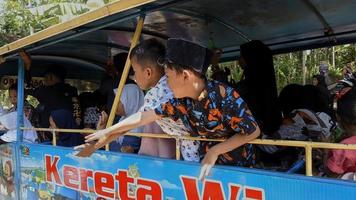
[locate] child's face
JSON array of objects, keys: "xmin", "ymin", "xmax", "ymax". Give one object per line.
[
  {"xmin": 312, "ymin": 78, "xmax": 318, "ymax": 86},
  {"xmin": 9, "ymin": 89, "xmax": 17, "ymax": 106},
  {"xmin": 131, "ymin": 57, "xmax": 152, "ymax": 90},
  {"xmin": 165, "ymin": 67, "xmax": 186, "ymax": 98}
]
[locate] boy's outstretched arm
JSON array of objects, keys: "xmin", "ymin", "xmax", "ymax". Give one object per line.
[
  {"xmin": 199, "ymin": 126, "xmax": 260, "ymax": 181},
  {"xmin": 76, "ymin": 110, "xmax": 160, "ymax": 157}
]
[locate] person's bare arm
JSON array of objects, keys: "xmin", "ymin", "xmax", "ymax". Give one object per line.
[
  {"xmin": 199, "ymin": 126, "xmax": 260, "ymax": 180},
  {"xmin": 85, "ymin": 110, "xmax": 160, "ymax": 142},
  {"xmin": 76, "ymin": 110, "xmax": 160, "ymax": 157}
]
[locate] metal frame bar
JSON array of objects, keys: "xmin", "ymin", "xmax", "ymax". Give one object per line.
[
  {"xmin": 60, "ymin": 40, "xmax": 130, "ymax": 51},
  {"xmin": 83, "ymin": 27, "xmax": 169, "ymax": 40},
  {"xmin": 301, "ymin": 0, "xmax": 334, "ymax": 37},
  {"xmin": 21, "ymin": 126, "xmax": 356, "ymax": 176},
  {"xmin": 16, "ymin": 59, "xmax": 24, "ymax": 141},
  {"xmin": 14, "ymin": 57, "xmax": 25, "ymax": 199}
]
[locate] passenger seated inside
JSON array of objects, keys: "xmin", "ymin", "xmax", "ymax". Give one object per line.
[
  {"xmin": 5, "ymin": 83, "xmax": 43, "ymax": 142},
  {"xmin": 49, "ymin": 109, "xmax": 84, "ymax": 147},
  {"xmin": 302, "ymin": 84, "xmax": 333, "ymax": 118},
  {"xmin": 326, "ymin": 86, "xmax": 356, "ymax": 178},
  {"xmin": 109, "ymin": 53, "xmax": 144, "ymax": 154},
  {"xmin": 78, "ymin": 38, "xmax": 260, "ymax": 181},
  {"xmin": 79, "ymin": 91, "xmax": 104, "ymax": 129},
  {"xmin": 236, "ymin": 40, "xmax": 282, "ymax": 136},
  {"xmin": 7, "ymin": 83, "xmax": 18, "ymax": 113},
  {"xmin": 312, "ymin": 74, "xmax": 331, "ymax": 109},
  {"xmin": 20, "ymin": 51, "xmax": 81, "ymax": 131},
  {"xmin": 97, "ymin": 52, "xmax": 127, "ymax": 113},
  {"xmin": 259, "ymin": 84, "xmax": 335, "ymax": 172},
  {"xmin": 0, "ymin": 111, "xmax": 37, "ymax": 144},
  {"xmin": 235, "ymin": 40, "xmax": 283, "ymax": 170}
]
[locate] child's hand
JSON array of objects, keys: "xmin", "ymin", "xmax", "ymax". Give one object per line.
[
  {"xmin": 199, "ymin": 148, "xmax": 219, "ymax": 181},
  {"xmin": 85, "ymin": 128, "xmax": 111, "ymax": 144},
  {"xmin": 75, "ymin": 143, "xmax": 97, "ymax": 157},
  {"xmin": 75, "ymin": 134, "xmax": 117, "ymax": 157}
]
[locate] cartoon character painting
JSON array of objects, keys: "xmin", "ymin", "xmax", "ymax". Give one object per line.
[
  {"xmin": 24, "ymin": 173, "xmax": 39, "ymax": 200},
  {"xmin": 0, "ymin": 160, "xmax": 14, "ymax": 198},
  {"xmin": 38, "ymin": 183, "xmax": 52, "ymax": 200},
  {"xmin": 128, "ymin": 164, "xmax": 141, "ymax": 197}
]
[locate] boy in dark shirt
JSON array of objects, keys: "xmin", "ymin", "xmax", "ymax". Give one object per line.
[{"xmin": 80, "ymin": 39, "xmax": 260, "ymax": 180}]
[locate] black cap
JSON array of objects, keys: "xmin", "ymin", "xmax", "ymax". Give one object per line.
[{"xmin": 166, "ymin": 38, "xmax": 213, "ymax": 74}]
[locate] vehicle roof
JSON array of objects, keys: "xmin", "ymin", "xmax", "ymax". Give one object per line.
[{"xmin": 1, "ymin": 0, "xmax": 356, "ymax": 80}]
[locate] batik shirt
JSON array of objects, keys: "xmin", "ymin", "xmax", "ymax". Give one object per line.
[
  {"xmin": 154, "ymin": 80, "xmax": 258, "ymax": 166},
  {"xmin": 140, "ymin": 76, "xmax": 200, "ymax": 162}
]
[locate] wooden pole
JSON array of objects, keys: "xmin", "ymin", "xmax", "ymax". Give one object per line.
[{"xmin": 105, "ymin": 15, "xmax": 145, "ymax": 151}]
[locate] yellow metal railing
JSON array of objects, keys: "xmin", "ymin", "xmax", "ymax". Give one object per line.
[{"xmin": 21, "ymin": 127, "xmax": 356, "ymax": 176}]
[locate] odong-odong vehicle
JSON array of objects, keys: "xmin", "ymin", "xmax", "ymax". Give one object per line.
[{"xmin": 0, "ymin": 0, "xmax": 356, "ymax": 199}]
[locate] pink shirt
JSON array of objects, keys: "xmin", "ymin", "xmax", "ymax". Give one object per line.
[
  {"xmin": 138, "ymin": 122, "xmax": 175, "ymax": 159},
  {"xmin": 327, "ymin": 136, "xmax": 356, "ymax": 174}
]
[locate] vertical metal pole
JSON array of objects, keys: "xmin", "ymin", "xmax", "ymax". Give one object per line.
[
  {"xmin": 105, "ymin": 15, "xmax": 146, "ymax": 151},
  {"xmin": 305, "ymin": 145, "xmax": 313, "ymax": 176},
  {"xmin": 175, "ymin": 138, "xmax": 181, "ymax": 160},
  {"xmin": 15, "ymin": 56, "xmax": 25, "ymax": 199},
  {"xmin": 52, "ymin": 130, "xmax": 57, "ymax": 146},
  {"xmin": 16, "ymin": 58, "xmax": 25, "ymax": 141}
]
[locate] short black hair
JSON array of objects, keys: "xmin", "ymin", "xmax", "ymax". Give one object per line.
[
  {"xmin": 129, "ymin": 38, "xmax": 166, "ymax": 70},
  {"xmin": 278, "ymin": 84, "xmax": 304, "ymax": 116},
  {"xmin": 166, "ymin": 63, "xmax": 206, "ymax": 79},
  {"xmin": 44, "ymin": 67, "xmax": 67, "ymax": 81},
  {"xmin": 302, "ymin": 84, "xmax": 330, "ymax": 113}
]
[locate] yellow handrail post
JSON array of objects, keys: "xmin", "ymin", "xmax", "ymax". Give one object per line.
[
  {"xmin": 175, "ymin": 137, "xmax": 181, "ymax": 160},
  {"xmin": 105, "ymin": 15, "xmax": 146, "ymax": 151},
  {"xmin": 52, "ymin": 129, "xmax": 57, "ymax": 146},
  {"xmin": 305, "ymin": 145, "xmax": 312, "ymax": 176}
]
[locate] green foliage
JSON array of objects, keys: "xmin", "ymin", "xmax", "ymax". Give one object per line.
[
  {"xmin": 209, "ymin": 44, "xmax": 355, "ymax": 92},
  {"xmin": 0, "ymin": 0, "xmax": 48, "ymax": 46},
  {"xmin": 0, "ymin": 0, "xmax": 117, "ymax": 46},
  {"xmin": 274, "ymin": 52, "xmax": 303, "ymax": 90}
]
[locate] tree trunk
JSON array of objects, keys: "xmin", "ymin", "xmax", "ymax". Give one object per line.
[
  {"xmin": 302, "ymin": 51, "xmax": 307, "ymax": 85},
  {"xmin": 332, "ymin": 46, "xmax": 336, "ymax": 68}
]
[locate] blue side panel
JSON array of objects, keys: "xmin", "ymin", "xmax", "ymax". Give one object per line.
[{"xmin": 10, "ymin": 143, "xmax": 356, "ymax": 200}]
